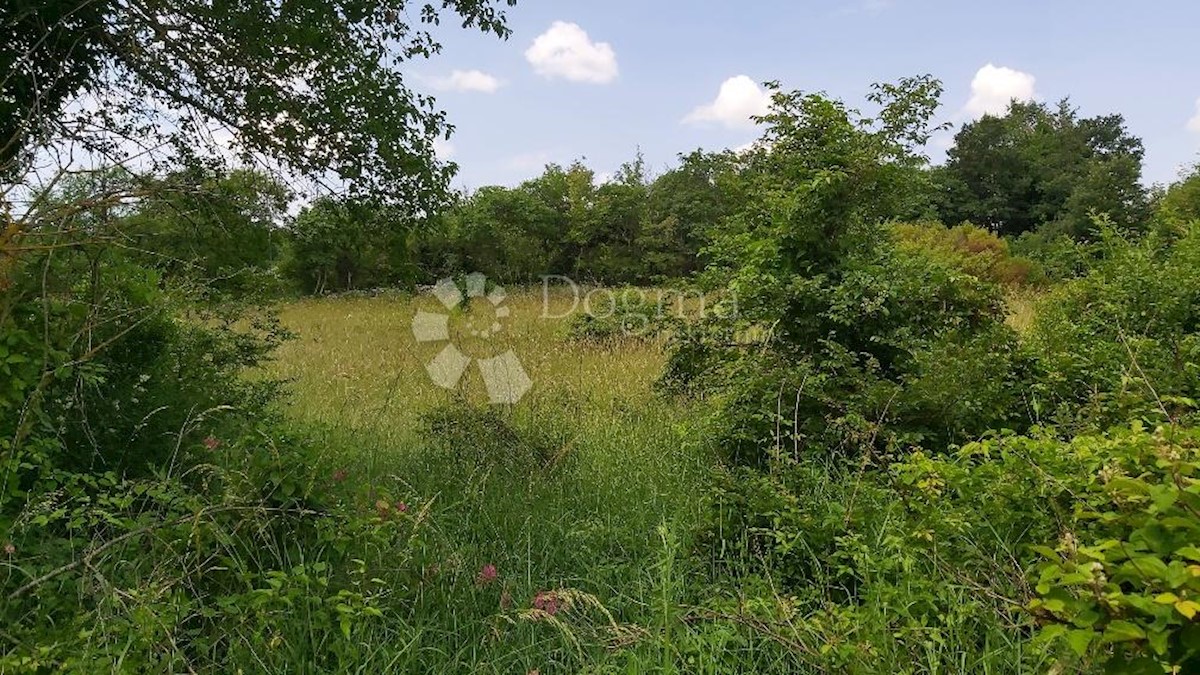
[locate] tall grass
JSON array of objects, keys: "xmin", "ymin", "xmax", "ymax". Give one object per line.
[{"xmin": 265, "ymin": 288, "xmax": 718, "ymax": 671}]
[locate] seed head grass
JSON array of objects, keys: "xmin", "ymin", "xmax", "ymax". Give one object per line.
[{"xmin": 263, "ymin": 288, "xmax": 717, "ymax": 670}]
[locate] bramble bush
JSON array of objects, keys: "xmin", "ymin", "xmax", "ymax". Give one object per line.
[
  {"xmin": 1029, "ymin": 423, "xmax": 1200, "ymax": 674},
  {"xmin": 669, "ymin": 80, "xmax": 1200, "ymax": 674},
  {"xmin": 0, "ymin": 188, "xmax": 421, "ymax": 670}
]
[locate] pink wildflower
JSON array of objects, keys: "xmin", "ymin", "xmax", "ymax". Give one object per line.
[
  {"xmin": 476, "ymin": 563, "xmax": 498, "ymax": 585},
  {"xmin": 394, "ymin": 501, "xmax": 408, "ymax": 513},
  {"xmin": 3, "ymin": 542, "xmax": 14, "ymax": 556},
  {"xmin": 202, "ymin": 435, "xmax": 221, "ymax": 451},
  {"xmin": 332, "ymin": 469, "xmax": 348, "ymax": 483},
  {"xmin": 532, "ymin": 591, "xmax": 560, "ymax": 616}
]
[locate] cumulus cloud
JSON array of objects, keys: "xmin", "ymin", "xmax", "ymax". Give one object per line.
[
  {"xmin": 525, "ymin": 21, "xmax": 618, "ymax": 84},
  {"xmin": 429, "ymin": 69, "xmax": 503, "ymax": 93},
  {"xmin": 684, "ymin": 76, "xmax": 772, "ymax": 129},
  {"xmin": 1188, "ymin": 98, "xmax": 1200, "ymax": 134},
  {"xmin": 965, "ymin": 63, "xmax": 1037, "ymax": 118}
]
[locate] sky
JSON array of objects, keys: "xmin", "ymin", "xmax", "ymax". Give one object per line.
[{"xmin": 408, "ymin": 0, "xmax": 1200, "ymax": 191}]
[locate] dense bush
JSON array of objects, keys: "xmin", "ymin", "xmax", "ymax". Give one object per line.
[
  {"xmin": 0, "ymin": 186, "xmax": 405, "ymax": 670},
  {"xmin": 1030, "ymin": 423, "xmax": 1200, "ymax": 674},
  {"xmin": 564, "ymin": 287, "xmax": 664, "ymax": 343},
  {"xmin": 1025, "ymin": 222, "xmax": 1200, "ymax": 433},
  {"xmin": 891, "ymin": 221, "xmax": 1041, "ymax": 287},
  {"xmin": 663, "ymin": 78, "xmax": 1025, "ymax": 464}
]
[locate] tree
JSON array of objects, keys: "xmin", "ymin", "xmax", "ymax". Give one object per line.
[
  {"xmin": 665, "ymin": 76, "xmax": 1021, "ymax": 461},
  {"xmin": 1156, "ymin": 163, "xmax": 1200, "ymax": 229},
  {"xmin": 936, "ymin": 100, "xmax": 1148, "ymax": 238},
  {"xmin": 121, "ymin": 167, "xmax": 290, "ymax": 296},
  {"xmin": 2, "ymin": 0, "xmax": 517, "ymax": 206},
  {"xmin": 641, "ymin": 150, "xmax": 746, "ymax": 279},
  {"xmin": 284, "ymin": 197, "xmax": 419, "ymax": 293}
]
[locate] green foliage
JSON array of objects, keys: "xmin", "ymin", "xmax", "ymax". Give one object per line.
[
  {"xmin": 1155, "ymin": 164, "xmax": 1200, "ymax": 231},
  {"xmin": 416, "ymin": 152, "xmax": 744, "ymax": 286},
  {"xmin": 282, "ymin": 196, "xmax": 421, "ymax": 293},
  {"xmin": 1029, "ymin": 424, "xmax": 1200, "ymax": 674},
  {"xmin": 891, "ymin": 221, "xmax": 1042, "ymax": 287},
  {"xmin": 2, "ymin": 0, "xmax": 518, "ymax": 204},
  {"xmin": 564, "ymin": 287, "xmax": 663, "ymax": 343},
  {"xmin": 1025, "ymin": 222, "xmax": 1200, "ymax": 432},
  {"xmin": 935, "ymin": 100, "xmax": 1148, "ymax": 239},
  {"xmin": 420, "ymin": 401, "xmax": 570, "ymax": 474},
  {"xmin": 664, "ymin": 77, "xmax": 1024, "ymax": 463},
  {"xmin": 122, "ymin": 167, "xmax": 291, "ymax": 298}
]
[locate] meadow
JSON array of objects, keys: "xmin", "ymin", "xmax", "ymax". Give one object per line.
[
  {"xmin": 265, "ymin": 288, "xmax": 720, "ymax": 671},
  {"xmin": 8, "ymin": 18, "xmax": 1200, "ymax": 667}
]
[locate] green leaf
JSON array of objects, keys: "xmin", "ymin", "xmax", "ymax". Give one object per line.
[
  {"xmin": 1101, "ymin": 620, "xmax": 1146, "ymax": 644},
  {"xmin": 1066, "ymin": 629, "xmax": 1094, "ymax": 657}
]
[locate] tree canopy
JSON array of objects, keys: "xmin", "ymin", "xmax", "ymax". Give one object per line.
[
  {"xmin": 2, "ymin": 0, "xmax": 516, "ymax": 208},
  {"xmin": 934, "ymin": 100, "xmax": 1147, "ymax": 238}
]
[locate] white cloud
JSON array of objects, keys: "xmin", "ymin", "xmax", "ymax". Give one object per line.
[
  {"xmin": 684, "ymin": 76, "xmax": 772, "ymax": 130},
  {"xmin": 732, "ymin": 139, "xmax": 760, "ymax": 154},
  {"xmin": 429, "ymin": 69, "xmax": 503, "ymax": 93},
  {"xmin": 525, "ymin": 21, "xmax": 618, "ymax": 84},
  {"xmin": 1188, "ymin": 98, "xmax": 1200, "ymax": 134},
  {"xmin": 965, "ymin": 63, "xmax": 1037, "ymax": 118}
]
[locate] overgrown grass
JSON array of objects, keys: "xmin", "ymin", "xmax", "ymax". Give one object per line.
[{"xmin": 265, "ymin": 288, "xmax": 718, "ymax": 671}]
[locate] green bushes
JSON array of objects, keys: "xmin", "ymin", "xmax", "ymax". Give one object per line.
[
  {"xmin": 663, "ymin": 77, "xmax": 1023, "ymax": 464},
  {"xmin": 1030, "ymin": 423, "xmax": 1200, "ymax": 674},
  {"xmin": 421, "ymin": 401, "xmax": 570, "ymax": 473},
  {"xmin": 693, "ymin": 422, "xmax": 1200, "ymax": 673},
  {"xmin": 666, "ymin": 81, "xmax": 1200, "ymax": 673},
  {"xmin": 564, "ymin": 288, "xmax": 663, "ymax": 343},
  {"xmin": 0, "ymin": 186, "xmax": 403, "ymax": 670},
  {"xmin": 1025, "ymin": 224, "xmax": 1200, "ymax": 433},
  {"xmin": 892, "ymin": 221, "xmax": 1042, "ymax": 287}
]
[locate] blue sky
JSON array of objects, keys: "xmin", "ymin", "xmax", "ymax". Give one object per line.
[{"xmin": 413, "ymin": 0, "xmax": 1200, "ymax": 189}]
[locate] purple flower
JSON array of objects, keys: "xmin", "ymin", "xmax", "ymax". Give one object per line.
[
  {"xmin": 532, "ymin": 591, "xmax": 560, "ymax": 616},
  {"xmin": 476, "ymin": 563, "xmax": 498, "ymax": 585}
]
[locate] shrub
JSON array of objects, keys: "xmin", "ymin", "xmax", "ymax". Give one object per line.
[
  {"xmin": 661, "ymin": 78, "xmax": 1027, "ymax": 464},
  {"xmin": 1025, "ymin": 222, "xmax": 1200, "ymax": 433},
  {"xmin": 420, "ymin": 401, "xmax": 569, "ymax": 474},
  {"xmin": 564, "ymin": 288, "xmax": 663, "ymax": 343},
  {"xmin": 891, "ymin": 221, "xmax": 1042, "ymax": 287},
  {"xmin": 1029, "ymin": 423, "xmax": 1200, "ymax": 674}
]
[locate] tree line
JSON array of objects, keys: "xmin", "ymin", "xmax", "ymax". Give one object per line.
[{"xmin": 90, "ymin": 96, "xmax": 1199, "ymax": 297}]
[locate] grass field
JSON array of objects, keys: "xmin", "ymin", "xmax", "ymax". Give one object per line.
[{"xmin": 266, "ymin": 288, "xmax": 720, "ymax": 671}]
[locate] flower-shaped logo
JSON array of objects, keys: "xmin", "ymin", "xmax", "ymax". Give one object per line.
[{"xmin": 411, "ymin": 272, "xmax": 532, "ymax": 404}]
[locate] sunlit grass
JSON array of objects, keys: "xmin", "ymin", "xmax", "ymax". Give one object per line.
[
  {"xmin": 270, "ymin": 288, "xmax": 668, "ymax": 435},
  {"xmin": 1004, "ymin": 287, "xmax": 1043, "ymax": 335},
  {"xmin": 266, "ymin": 287, "xmax": 717, "ymax": 670}
]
